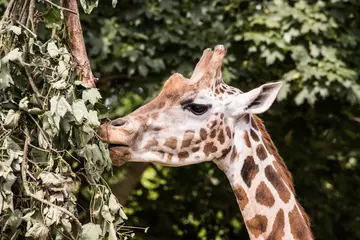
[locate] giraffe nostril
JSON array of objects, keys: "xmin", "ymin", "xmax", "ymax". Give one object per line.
[{"xmin": 111, "ymin": 119, "xmax": 126, "ymax": 127}]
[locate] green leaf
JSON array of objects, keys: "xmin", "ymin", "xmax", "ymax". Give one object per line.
[
  {"xmin": 109, "ymin": 194, "xmax": 120, "ymax": 214},
  {"xmin": 80, "ymin": 0, "xmax": 99, "ymax": 14},
  {"xmin": 8, "ymin": 25, "xmax": 21, "ymax": 35},
  {"xmin": 4, "ymin": 209, "xmax": 23, "ymax": 229},
  {"xmin": 43, "ymin": 8, "xmax": 62, "ymax": 29},
  {"xmin": 44, "ymin": 206, "xmax": 62, "ymax": 227},
  {"xmin": 99, "ymin": 142, "xmax": 112, "ymax": 170},
  {"xmin": 277, "ymin": 81, "xmax": 290, "ymax": 101},
  {"xmin": 87, "ymin": 110, "xmax": 100, "ymax": 127},
  {"xmin": 19, "ymin": 97, "xmax": 29, "ymax": 110},
  {"xmin": 38, "ymin": 130, "xmax": 49, "ymax": 149},
  {"xmin": 0, "ymin": 66, "xmax": 14, "ymax": 90},
  {"xmin": 61, "ymin": 218, "xmax": 72, "ymax": 233},
  {"xmin": 53, "ymin": 79, "xmax": 67, "ymax": 89},
  {"xmin": 47, "ymin": 41, "xmax": 60, "ymax": 58},
  {"xmin": 111, "ymin": 0, "xmax": 117, "ymax": 8},
  {"xmin": 28, "ymin": 107, "xmax": 45, "ymax": 115},
  {"xmin": 138, "ymin": 64, "xmax": 149, "ymax": 77},
  {"xmin": 39, "ymin": 172, "xmax": 66, "ymax": 187},
  {"xmin": 4, "ymin": 110, "xmax": 20, "ymax": 129},
  {"xmin": 321, "ymin": 46, "xmax": 337, "ymax": 62},
  {"xmin": 82, "ymin": 88, "xmax": 102, "ymax": 105},
  {"xmin": 81, "ymin": 223, "xmax": 102, "ymax": 240},
  {"xmin": 25, "ymin": 223, "xmax": 49, "ymax": 239},
  {"xmin": 295, "ymin": 87, "xmax": 310, "ymax": 105},
  {"xmin": 72, "ymin": 100, "xmax": 88, "ymax": 124},
  {"xmin": 309, "ymin": 43, "xmax": 320, "ymax": 58},
  {"xmin": 0, "ymin": 48, "xmax": 23, "ymax": 65},
  {"xmin": 50, "ymin": 96, "xmax": 72, "ymax": 117},
  {"xmin": 101, "ymin": 205, "xmax": 114, "ymax": 222},
  {"xmin": 108, "ymin": 222, "xmax": 117, "ymax": 240}
]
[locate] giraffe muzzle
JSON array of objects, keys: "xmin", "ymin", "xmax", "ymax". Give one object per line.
[{"xmin": 99, "ymin": 117, "xmax": 139, "ymax": 147}]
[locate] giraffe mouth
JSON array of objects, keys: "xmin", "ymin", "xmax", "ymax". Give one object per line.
[
  {"xmin": 109, "ymin": 144, "xmax": 130, "ymax": 149},
  {"xmin": 107, "ymin": 144, "xmax": 133, "ymax": 166}
]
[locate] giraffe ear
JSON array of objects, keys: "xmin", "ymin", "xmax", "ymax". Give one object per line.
[{"xmin": 230, "ymin": 82, "xmax": 282, "ymax": 116}]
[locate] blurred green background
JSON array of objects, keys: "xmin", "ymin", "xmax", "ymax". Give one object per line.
[
  {"xmin": 88, "ymin": 0, "xmax": 360, "ymax": 239},
  {"xmin": 3, "ymin": 0, "xmax": 359, "ymax": 239}
]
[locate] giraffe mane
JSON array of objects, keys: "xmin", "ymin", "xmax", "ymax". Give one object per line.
[{"xmin": 253, "ymin": 115, "xmax": 312, "ymax": 230}]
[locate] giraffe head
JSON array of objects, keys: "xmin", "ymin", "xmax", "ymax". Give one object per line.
[{"xmin": 100, "ymin": 45, "xmax": 282, "ymax": 167}]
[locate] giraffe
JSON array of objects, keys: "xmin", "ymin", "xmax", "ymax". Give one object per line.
[{"xmin": 100, "ymin": 45, "xmax": 314, "ymax": 240}]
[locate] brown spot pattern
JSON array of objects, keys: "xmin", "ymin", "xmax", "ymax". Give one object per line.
[
  {"xmin": 200, "ymin": 128, "xmax": 207, "ymax": 140},
  {"xmin": 217, "ymin": 130, "xmax": 225, "ymax": 144},
  {"xmin": 246, "ymin": 215, "xmax": 268, "ymax": 238},
  {"xmin": 209, "ymin": 120, "xmax": 217, "ymax": 128},
  {"xmin": 255, "ymin": 182, "xmax": 275, "ymax": 207},
  {"xmin": 226, "ymin": 126, "xmax": 231, "ymax": 138},
  {"xmin": 164, "ymin": 137, "xmax": 177, "ymax": 150},
  {"xmin": 289, "ymin": 206, "xmax": 313, "ymax": 240},
  {"xmin": 253, "ymin": 115, "xmax": 312, "ymax": 232},
  {"xmin": 241, "ymin": 156, "xmax": 259, "ymax": 188},
  {"xmin": 204, "ymin": 142, "xmax": 217, "ymax": 156},
  {"xmin": 233, "ymin": 184, "xmax": 248, "ymax": 210},
  {"xmin": 244, "ymin": 114, "xmax": 250, "ymax": 124},
  {"xmin": 158, "ymin": 101, "xmax": 166, "ymax": 109},
  {"xmin": 244, "ymin": 131, "xmax": 251, "ymax": 148},
  {"xmin": 230, "ymin": 146, "xmax": 237, "ymax": 162},
  {"xmin": 256, "ymin": 144, "xmax": 268, "ymax": 161},
  {"xmin": 267, "ymin": 209, "xmax": 285, "ymax": 240},
  {"xmin": 144, "ymin": 139, "xmax": 158, "ymax": 149},
  {"xmin": 250, "ymin": 129, "xmax": 260, "ymax": 142},
  {"xmin": 167, "ymin": 154, "xmax": 173, "ymax": 162},
  {"xmin": 151, "ymin": 112, "xmax": 159, "ymax": 120},
  {"xmin": 222, "ymin": 146, "xmax": 231, "ymax": 156},
  {"xmin": 265, "ymin": 165, "xmax": 291, "ymax": 203},
  {"xmin": 181, "ymin": 130, "xmax": 195, "ymax": 148},
  {"xmin": 210, "ymin": 129, "xmax": 217, "ymax": 138},
  {"xmin": 192, "ymin": 146, "xmax": 200, "ymax": 152},
  {"xmin": 178, "ymin": 151, "xmax": 189, "ymax": 159},
  {"xmin": 251, "ymin": 117, "xmax": 258, "ymax": 130},
  {"xmin": 152, "ymin": 126, "xmax": 162, "ymax": 131}
]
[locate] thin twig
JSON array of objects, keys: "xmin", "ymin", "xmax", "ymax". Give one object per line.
[
  {"xmin": 19, "ymin": 0, "xmax": 29, "ymax": 24},
  {"xmin": 51, "ymin": 25, "xmax": 57, "ymax": 39},
  {"xmin": 44, "ymin": 0, "xmax": 77, "ymax": 14},
  {"xmin": 63, "ymin": 0, "xmax": 96, "ymax": 88},
  {"xmin": 22, "ymin": 129, "xmax": 82, "ymax": 238},
  {"xmin": 27, "ymin": 114, "xmax": 51, "ymax": 147},
  {"xmin": 25, "ymin": 68, "xmax": 43, "ymax": 105},
  {"xmin": 0, "ymin": 0, "xmax": 15, "ymax": 29},
  {"xmin": 26, "ymin": 169, "xmax": 37, "ymax": 181},
  {"xmin": 27, "ymin": 0, "xmax": 35, "ymax": 32},
  {"xmin": 14, "ymin": 19, "xmax": 37, "ymax": 38}
]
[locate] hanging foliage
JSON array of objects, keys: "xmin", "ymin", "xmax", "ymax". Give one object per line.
[{"xmin": 0, "ymin": 1, "xmax": 131, "ymax": 239}]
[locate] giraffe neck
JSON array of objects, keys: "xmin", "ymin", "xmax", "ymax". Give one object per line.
[{"xmin": 215, "ymin": 115, "xmax": 313, "ymax": 240}]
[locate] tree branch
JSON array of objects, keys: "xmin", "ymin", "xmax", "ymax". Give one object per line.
[
  {"xmin": 63, "ymin": 0, "xmax": 96, "ymax": 88},
  {"xmin": 111, "ymin": 163, "xmax": 150, "ymax": 205}
]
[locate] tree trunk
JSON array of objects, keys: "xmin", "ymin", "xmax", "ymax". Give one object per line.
[{"xmin": 111, "ymin": 163, "xmax": 150, "ymax": 205}]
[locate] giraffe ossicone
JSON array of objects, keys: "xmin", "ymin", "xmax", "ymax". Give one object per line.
[{"xmin": 100, "ymin": 45, "xmax": 314, "ymax": 240}]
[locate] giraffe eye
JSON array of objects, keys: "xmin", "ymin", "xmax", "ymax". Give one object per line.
[{"xmin": 185, "ymin": 103, "xmax": 210, "ymax": 115}]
